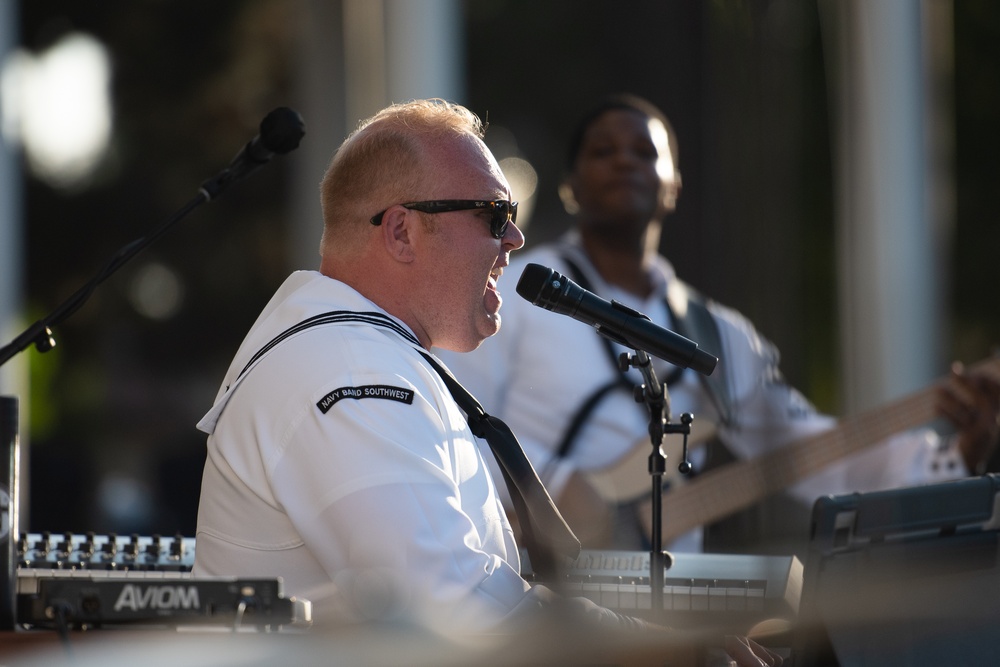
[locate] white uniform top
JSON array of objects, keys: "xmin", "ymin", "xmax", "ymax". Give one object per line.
[
  {"xmin": 438, "ymin": 233, "xmax": 967, "ymax": 550},
  {"xmin": 193, "ymin": 270, "xmax": 535, "ymax": 636}
]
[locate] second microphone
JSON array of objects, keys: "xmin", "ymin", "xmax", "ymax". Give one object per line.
[{"xmin": 515, "ymin": 263, "xmax": 718, "ymax": 376}]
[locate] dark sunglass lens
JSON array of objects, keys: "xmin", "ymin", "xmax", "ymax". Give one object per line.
[
  {"xmin": 489, "ymin": 202, "xmax": 506, "ymax": 238},
  {"xmin": 492, "ymin": 201, "xmax": 517, "ymax": 238}
]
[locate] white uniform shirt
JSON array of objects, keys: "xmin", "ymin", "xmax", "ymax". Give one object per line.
[
  {"xmin": 438, "ymin": 234, "xmax": 967, "ymax": 550},
  {"xmin": 193, "ymin": 271, "xmax": 534, "ymax": 636}
]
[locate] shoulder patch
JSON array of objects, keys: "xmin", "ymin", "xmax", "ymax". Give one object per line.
[{"xmin": 317, "ymin": 385, "xmax": 415, "ymax": 414}]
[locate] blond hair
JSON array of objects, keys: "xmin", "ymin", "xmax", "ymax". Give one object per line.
[{"xmin": 319, "ymin": 99, "xmax": 486, "ymax": 257}]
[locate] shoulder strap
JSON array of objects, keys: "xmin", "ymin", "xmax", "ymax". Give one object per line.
[
  {"xmin": 663, "ymin": 279, "xmax": 733, "ymax": 426},
  {"xmin": 235, "ymin": 310, "xmax": 419, "ymax": 383},
  {"xmin": 554, "ymin": 257, "xmax": 684, "ymax": 461},
  {"xmin": 199, "ymin": 310, "xmax": 419, "ymax": 434}
]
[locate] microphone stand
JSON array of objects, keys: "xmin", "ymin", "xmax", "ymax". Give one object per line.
[
  {"xmin": 0, "ymin": 192, "xmax": 208, "ymax": 368},
  {"xmin": 618, "ymin": 350, "xmax": 693, "ymax": 618},
  {"xmin": 0, "ymin": 109, "xmax": 302, "ymax": 632},
  {"xmin": 0, "ymin": 108, "xmax": 304, "ymax": 369}
]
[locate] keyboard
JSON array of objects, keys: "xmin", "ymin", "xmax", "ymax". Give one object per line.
[{"xmin": 526, "ymin": 549, "xmax": 803, "ymax": 630}]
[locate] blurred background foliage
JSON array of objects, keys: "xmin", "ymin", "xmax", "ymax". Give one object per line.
[{"xmin": 5, "ymin": 0, "xmax": 1000, "ymax": 536}]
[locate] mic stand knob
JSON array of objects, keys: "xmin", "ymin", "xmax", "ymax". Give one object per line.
[{"xmin": 665, "ymin": 412, "xmax": 695, "ymax": 475}]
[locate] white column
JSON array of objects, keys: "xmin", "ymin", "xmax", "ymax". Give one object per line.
[
  {"xmin": 290, "ymin": 0, "xmax": 464, "ymax": 269},
  {"xmin": 0, "ymin": 0, "xmax": 28, "ymax": 529},
  {"xmin": 823, "ymin": 0, "xmax": 949, "ymax": 412},
  {"xmin": 0, "ymin": 0, "xmax": 25, "ymax": 397},
  {"xmin": 384, "ymin": 0, "xmax": 464, "ymax": 104}
]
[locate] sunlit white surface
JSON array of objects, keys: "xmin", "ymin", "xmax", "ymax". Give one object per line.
[{"xmin": 1, "ymin": 31, "xmax": 113, "ymax": 188}]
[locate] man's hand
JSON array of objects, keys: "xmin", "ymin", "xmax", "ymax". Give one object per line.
[{"xmin": 937, "ymin": 361, "xmax": 1000, "ymax": 474}]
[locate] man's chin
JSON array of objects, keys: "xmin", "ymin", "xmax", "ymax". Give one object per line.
[
  {"xmin": 436, "ymin": 321, "xmax": 499, "ymax": 354},
  {"xmin": 476, "ymin": 314, "xmax": 502, "ymax": 344}
]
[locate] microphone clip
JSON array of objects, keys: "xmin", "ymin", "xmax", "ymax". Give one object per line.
[{"xmin": 618, "ymin": 350, "xmax": 694, "ymax": 476}]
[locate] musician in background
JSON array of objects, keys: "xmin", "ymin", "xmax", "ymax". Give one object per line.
[
  {"xmin": 437, "ymin": 93, "xmax": 1000, "ymax": 554},
  {"xmin": 191, "ymin": 97, "xmax": 781, "ymax": 667}
]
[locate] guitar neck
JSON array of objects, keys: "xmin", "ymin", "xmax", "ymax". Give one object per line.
[{"xmin": 661, "ymin": 372, "xmax": 961, "ymax": 543}]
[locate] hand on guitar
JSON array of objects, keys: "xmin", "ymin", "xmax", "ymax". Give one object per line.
[{"xmin": 937, "ymin": 361, "xmax": 1000, "ymax": 474}]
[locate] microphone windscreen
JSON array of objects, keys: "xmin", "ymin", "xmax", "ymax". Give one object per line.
[
  {"xmin": 516, "ymin": 263, "xmax": 554, "ymax": 304},
  {"xmin": 259, "ymin": 107, "xmax": 305, "ymax": 154}
]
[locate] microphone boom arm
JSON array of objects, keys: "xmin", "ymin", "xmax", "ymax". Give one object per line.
[
  {"xmin": 0, "ymin": 192, "xmax": 208, "ymax": 367},
  {"xmin": 0, "ymin": 107, "xmax": 304, "ymax": 368}
]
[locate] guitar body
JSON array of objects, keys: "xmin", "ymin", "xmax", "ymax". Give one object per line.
[{"xmin": 579, "ymin": 356, "xmax": 1000, "ymax": 548}]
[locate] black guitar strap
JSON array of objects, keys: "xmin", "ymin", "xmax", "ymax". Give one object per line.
[
  {"xmin": 553, "ymin": 256, "xmax": 732, "ymax": 465},
  {"xmin": 662, "ymin": 278, "xmax": 733, "ymax": 427}
]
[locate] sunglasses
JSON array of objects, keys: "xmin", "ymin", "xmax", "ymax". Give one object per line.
[{"xmin": 369, "ymin": 200, "xmax": 518, "ymax": 239}]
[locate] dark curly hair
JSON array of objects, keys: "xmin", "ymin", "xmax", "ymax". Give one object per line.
[{"xmin": 565, "ymin": 94, "xmax": 679, "ymax": 171}]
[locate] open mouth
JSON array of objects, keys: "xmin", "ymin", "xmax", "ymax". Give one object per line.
[{"xmin": 487, "ymin": 264, "xmax": 504, "ymax": 292}]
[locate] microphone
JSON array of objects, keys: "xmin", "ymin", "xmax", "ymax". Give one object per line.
[
  {"xmin": 201, "ymin": 107, "xmax": 306, "ymax": 199},
  {"xmin": 516, "ymin": 263, "xmax": 718, "ymax": 375}
]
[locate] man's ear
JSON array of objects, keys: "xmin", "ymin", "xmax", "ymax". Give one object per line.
[
  {"xmin": 559, "ymin": 178, "xmax": 580, "ymax": 215},
  {"xmin": 379, "ymin": 205, "xmax": 416, "ymax": 263},
  {"xmin": 661, "ymin": 170, "xmax": 682, "ymax": 210}
]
